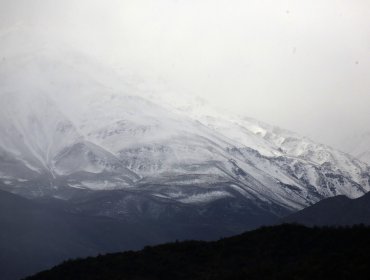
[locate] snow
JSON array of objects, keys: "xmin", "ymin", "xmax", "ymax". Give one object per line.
[
  {"xmin": 81, "ymin": 181, "xmax": 118, "ymax": 190},
  {"xmin": 178, "ymin": 191, "xmax": 233, "ymax": 204}
]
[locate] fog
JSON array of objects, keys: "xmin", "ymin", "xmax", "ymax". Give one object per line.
[{"xmin": 1, "ymin": 0, "xmax": 369, "ymax": 149}]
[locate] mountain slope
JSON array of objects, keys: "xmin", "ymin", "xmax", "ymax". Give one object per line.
[
  {"xmin": 173, "ymin": 101, "xmax": 370, "ymax": 200},
  {"xmin": 1, "ymin": 26, "xmax": 369, "ymax": 227}
]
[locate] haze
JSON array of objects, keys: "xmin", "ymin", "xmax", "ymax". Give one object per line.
[{"xmin": 0, "ymin": 0, "xmax": 369, "ymax": 149}]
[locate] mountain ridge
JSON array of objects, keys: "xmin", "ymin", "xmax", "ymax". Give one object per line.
[{"xmin": 282, "ymin": 191, "xmax": 370, "ymax": 226}]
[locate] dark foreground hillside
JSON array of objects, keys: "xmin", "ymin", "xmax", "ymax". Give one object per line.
[
  {"xmin": 26, "ymin": 224, "xmax": 370, "ymax": 280},
  {"xmin": 282, "ymin": 192, "xmax": 370, "ymax": 226}
]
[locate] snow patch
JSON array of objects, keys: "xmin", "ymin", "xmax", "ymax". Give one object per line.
[{"xmin": 178, "ymin": 191, "xmax": 233, "ymax": 204}]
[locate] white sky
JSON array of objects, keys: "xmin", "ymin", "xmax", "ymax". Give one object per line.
[{"xmin": 1, "ymin": 0, "xmax": 370, "ymax": 148}]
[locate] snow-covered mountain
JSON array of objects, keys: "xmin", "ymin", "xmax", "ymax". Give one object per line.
[{"xmin": 1, "ymin": 27, "xmax": 369, "ymax": 227}]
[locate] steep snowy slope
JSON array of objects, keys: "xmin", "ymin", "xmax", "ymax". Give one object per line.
[
  {"xmin": 156, "ymin": 97, "xmax": 370, "ymax": 201},
  {"xmin": 58, "ymin": 89, "xmax": 367, "ymax": 211}
]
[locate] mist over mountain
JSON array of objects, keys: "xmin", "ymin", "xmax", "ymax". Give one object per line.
[
  {"xmin": 341, "ymin": 132, "xmax": 370, "ymax": 165},
  {"xmin": 1, "ymin": 25, "xmax": 369, "ymax": 214},
  {"xmin": 1, "ymin": 0, "xmax": 370, "ymax": 147}
]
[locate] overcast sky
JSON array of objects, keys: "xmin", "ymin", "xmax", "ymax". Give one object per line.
[{"xmin": 1, "ymin": 0, "xmax": 369, "ymax": 149}]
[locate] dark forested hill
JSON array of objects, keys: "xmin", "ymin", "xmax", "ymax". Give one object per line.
[
  {"xmin": 282, "ymin": 192, "xmax": 370, "ymax": 226},
  {"xmin": 26, "ymin": 224, "xmax": 370, "ymax": 280}
]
